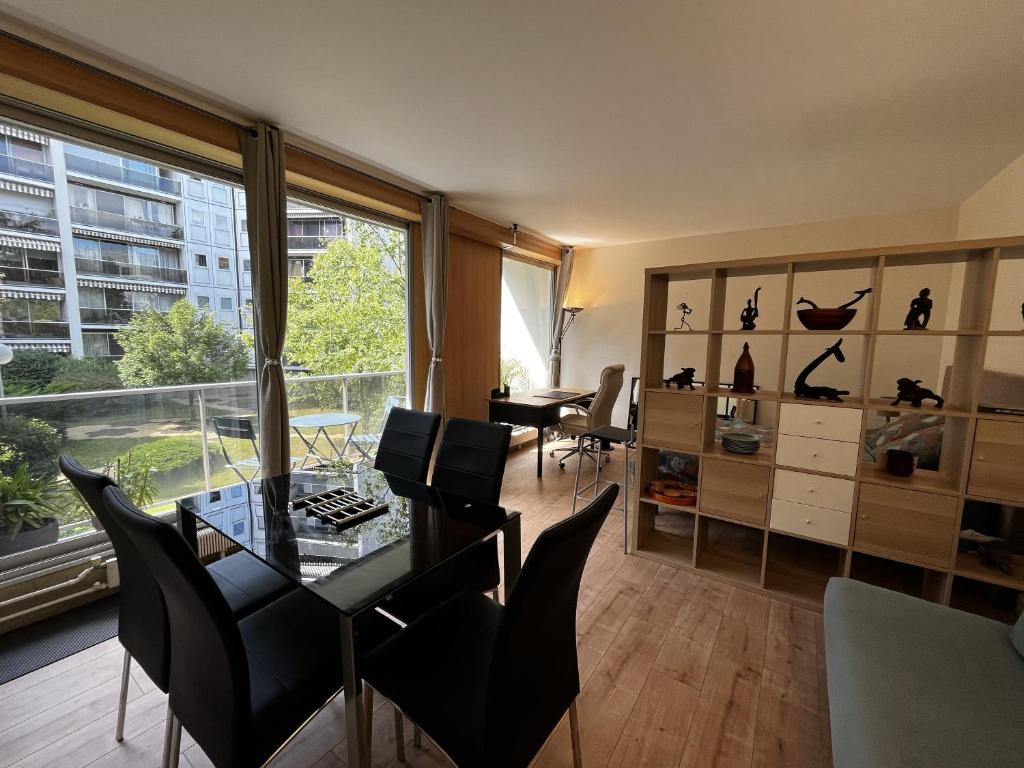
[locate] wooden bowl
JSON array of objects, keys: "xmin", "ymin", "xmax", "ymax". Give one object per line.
[
  {"xmin": 646, "ymin": 487, "xmax": 697, "ymax": 506},
  {"xmin": 796, "ymin": 307, "xmax": 857, "ymax": 330}
]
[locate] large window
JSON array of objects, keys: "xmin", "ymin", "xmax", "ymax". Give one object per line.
[{"xmin": 500, "ymin": 257, "xmax": 553, "ymax": 392}]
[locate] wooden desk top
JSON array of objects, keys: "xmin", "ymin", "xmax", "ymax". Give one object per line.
[{"xmin": 489, "ymin": 387, "xmax": 595, "ymax": 407}]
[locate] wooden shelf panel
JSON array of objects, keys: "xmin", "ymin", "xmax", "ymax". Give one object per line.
[
  {"xmin": 779, "ymin": 393, "xmax": 866, "ymax": 409},
  {"xmin": 954, "ymin": 550, "xmax": 1024, "ymax": 592},
  {"xmin": 701, "ymin": 442, "xmax": 773, "ymax": 466},
  {"xmin": 857, "ymin": 463, "xmax": 960, "ymax": 496},
  {"xmin": 705, "ymin": 388, "xmax": 780, "ymax": 402},
  {"xmin": 866, "ymin": 398, "xmax": 971, "ymax": 417},
  {"xmin": 640, "ymin": 495, "xmax": 697, "ymax": 514},
  {"xmin": 644, "ymin": 386, "xmax": 704, "ymax": 397},
  {"xmin": 872, "ymin": 329, "xmax": 985, "ymax": 336}
]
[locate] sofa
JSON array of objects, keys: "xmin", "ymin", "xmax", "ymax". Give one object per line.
[{"xmin": 824, "ymin": 577, "xmax": 1024, "ymax": 768}]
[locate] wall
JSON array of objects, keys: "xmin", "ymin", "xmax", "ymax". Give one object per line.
[{"xmin": 563, "ymin": 207, "xmax": 960, "ymax": 425}]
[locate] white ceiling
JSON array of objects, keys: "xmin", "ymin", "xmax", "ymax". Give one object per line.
[{"xmin": 2, "ymin": 1, "xmax": 1023, "ymax": 246}]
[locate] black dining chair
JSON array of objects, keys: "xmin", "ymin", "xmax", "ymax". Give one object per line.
[
  {"xmin": 59, "ymin": 456, "xmax": 295, "ymax": 767},
  {"xmin": 102, "ymin": 485, "xmax": 386, "ymax": 768},
  {"xmin": 363, "ymin": 483, "xmax": 618, "ymax": 768},
  {"xmin": 372, "ymin": 406, "xmax": 442, "ymax": 482}
]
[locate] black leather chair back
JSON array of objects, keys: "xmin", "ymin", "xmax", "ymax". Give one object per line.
[
  {"xmin": 485, "ymin": 483, "xmax": 618, "ymax": 767},
  {"xmin": 59, "ymin": 455, "xmax": 170, "ymax": 691},
  {"xmin": 431, "ymin": 417, "xmax": 512, "ymax": 504},
  {"xmin": 102, "ymin": 486, "xmax": 250, "ymax": 768},
  {"xmin": 373, "ymin": 407, "xmax": 441, "ymax": 482}
]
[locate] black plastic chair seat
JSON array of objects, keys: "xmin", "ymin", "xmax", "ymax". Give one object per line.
[
  {"xmin": 584, "ymin": 425, "xmax": 633, "ymax": 444},
  {"xmin": 208, "ymin": 552, "xmax": 295, "ymax": 617},
  {"xmin": 365, "ymin": 590, "xmax": 504, "ymax": 767}
]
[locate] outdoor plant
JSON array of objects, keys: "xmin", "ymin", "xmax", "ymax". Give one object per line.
[
  {"xmin": 69, "ymin": 451, "xmax": 157, "ymax": 528},
  {"xmin": 0, "ymin": 415, "xmax": 64, "ymax": 478},
  {"xmin": 0, "ymin": 464, "xmax": 64, "ymax": 539}
]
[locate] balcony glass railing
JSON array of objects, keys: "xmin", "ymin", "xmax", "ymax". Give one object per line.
[
  {"xmin": 287, "ymin": 235, "xmax": 341, "ymax": 250},
  {"xmin": 0, "ymin": 208, "xmax": 60, "ymax": 237},
  {"xmin": 70, "ymin": 207, "xmax": 184, "ymax": 240},
  {"xmin": 0, "ymin": 152, "xmax": 54, "ymax": 183},
  {"xmin": 0, "ymin": 319, "xmax": 70, "ymax": 338},
  {"xmin": 64, "ymin": 152, "xmax": 181, "ymax": 195},
  {"xmin": 0, "ymin": 371, "xmax": 407, "ymax": 551},
  {"xmin": 79, "ymin": 307, "xmax": 152, "ymax": 325},
  {"xmin": 0, "ymin": 265, "xmax": 64, "ymax": 287},
  {"xmin": 75, "ymin": 257, "xmax": 187, "ymax": 285}
]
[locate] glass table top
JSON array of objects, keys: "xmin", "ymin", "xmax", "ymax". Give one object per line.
[{"xmin": 176, "ymin": 466, "xmax": 518, "ymax": 616}]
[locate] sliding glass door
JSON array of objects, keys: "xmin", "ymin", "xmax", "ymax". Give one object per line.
[{"xmin": 500, "ymin": 256, "xmax": 553, "ymax": 392}]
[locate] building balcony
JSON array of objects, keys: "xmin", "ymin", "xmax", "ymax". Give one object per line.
[
  {"xmin": 0, "ymin": 152, "xmax": 54, "ymax": 183},
  {"xmin": 287, "ymin": 235, "xmax": 339, "ymax": 250},
  {"xmin": 0, "ymin": 265, "xmax": 64, "ymax": 288},
  {"xmin": 75, "ymin": 256, "xmax": 187, "ymax": 285},
  {"xmin": 79, "ymin": 307, "xmax": 148, "ymax": 325},
  {"xmin": 0, "ymin": 208, "xmax": 60, "ymax": 237},
  {"xmin": 64, "ymin": 151, "xmax": 181, "ymax": 195},
  {"xmin": 0, "ymin": 319, "xmax": 70, "ymax": 339},
  {"xmin": 69, "ymin": 207, "xmax": 184, "ymax": 241}
]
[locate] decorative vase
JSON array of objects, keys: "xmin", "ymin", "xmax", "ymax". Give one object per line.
[
  {"xmin": 731, "ymin": 342, "xmax": 756, "ymax": 394},
  {"xmin": 885, "ymin": 449, "xmax": 916, "ymax": 477}
]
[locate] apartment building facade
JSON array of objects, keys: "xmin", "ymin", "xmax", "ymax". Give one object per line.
[{"xmin": 0, "ymin": 120, "xmax": 345, "ymax": 358}]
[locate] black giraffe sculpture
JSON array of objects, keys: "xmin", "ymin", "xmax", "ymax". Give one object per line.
[{"xmin": 793, "ymin": 338, "xmax": 850, "ymax": 402}]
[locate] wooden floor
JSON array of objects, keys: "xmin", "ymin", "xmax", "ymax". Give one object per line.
[{"xmin": 0, "ymin": 441, "xmax": 832, "ymax": 768}]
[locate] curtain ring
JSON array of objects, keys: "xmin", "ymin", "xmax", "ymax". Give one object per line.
[
  {"xmin": 431, "ymin": 357, "xmax": 443, "ymax": 363},
  {"xmin": 264, "ymin": 358, "xmax": 282, "ymax": 366}
]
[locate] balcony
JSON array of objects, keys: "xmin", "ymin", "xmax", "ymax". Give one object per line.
[
  {"xmin": 0, "ymin": 208, "xmax": 60, "ymax": 237},
  {"xmin": 0, "ymin": 320, "xmax": 70, "ymax": 339},
  {"xmin": 64, "ymin": 151, "xmax": 181, "ymax": 196},
  {"xmin": 0, "ymin": 152, "xmax": 54, "ymax": 183},
  {"xmin": 288, "ymin": 235, "xmax": 338, "ymax": 250},
  {"xmin": 75, "ymin": 257, "xmax": 187, "ymax": 285},
  {"xmin": 70, "ymin": 207, "xmax": 183, "ymax": 241},
  {"xmin": 0, "ymin": 265, "xmax": 64, "ymax": 287},
  {"xmin": 79, "ymin": 306, "xmax": 147, "ymax": 325}
]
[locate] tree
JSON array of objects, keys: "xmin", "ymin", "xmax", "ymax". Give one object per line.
[
  {"xmin": 115, "ymin": 300, "xmax": 250, "ymax": 386},
  {"xmin": 285, "ymin": 233, "xmax": 407, "ymax": 374}
]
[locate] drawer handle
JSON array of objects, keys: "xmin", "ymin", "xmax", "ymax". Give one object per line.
[
  {"xmin": 860, "ymin": 514, "xmax": 868, "ymax": 520},
  {"xmin": 811, "ymin": 451, "xmax": 819, "ymax": 457},
  {"xmin": 808, "ymin": 487, "xmax": 815, "ymax": 493},
  {"xmin": 814, "ymin": 419, "xmax": 822, "ymax": 425},
  {"xmin": 804, "ymin": 518, "xmax": 812, "ymax": 524},
  {"xmin": 977, "ymin": 456, "xmax": 984, "ymax": 462}
]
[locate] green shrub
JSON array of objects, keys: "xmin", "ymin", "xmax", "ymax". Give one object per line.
[
  {"xmin": 45, "ymin": 357, "xmax": 123, "ymax": 393},
  {"xmin": 3, "ymin": 350, "xmax": 64, "ymax": 395},
  {"xmin": 122, "ymin": 436, "xmax": 217, "ymax": 474},
  {"xmin": 0, "ymin": 416, "xmax": 64, "ymax": 478},
  {"xmin": 0, "ymin": 464, "xmax": 65, "ymax": 537}
]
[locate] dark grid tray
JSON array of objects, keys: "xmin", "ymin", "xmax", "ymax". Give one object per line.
[{"xmin": 293, "ymin": 488, "xmax": 389, "ymax": 531}]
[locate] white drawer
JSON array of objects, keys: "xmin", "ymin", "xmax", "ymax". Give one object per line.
[
  {"xmin": 778, "ymin": 403, "xmax": 863, "ymax": 442},
  {"xmin": 772, "ymin": 469, "xmax": 856, "ymax": 513},
  {"xmin": 775, "ymin": 434, "xmax": 860, "ymax": 477},
  {"xmin": 770, "ymin": 498, "xmax": 852, "ymax": 546}
]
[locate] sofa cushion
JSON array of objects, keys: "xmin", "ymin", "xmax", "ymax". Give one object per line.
[
  {"xmin": 1013, "ymin": 610, "xmax": 1024, "ymax": 659},
  {"xmin": 824, "ymin": 577, "xmax": 1024, "ymax": 768}
]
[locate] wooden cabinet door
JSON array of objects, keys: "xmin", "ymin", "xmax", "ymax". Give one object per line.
[
  {"xmin": 700, "ymin": 458, "xmax": 769, "ymax": 525},
  {"xmin": 968, "ymin": 419, "xmax": 1024, "ymax": 503},
  {"xmin": 854, "ymin": 485, "xmax": 958, "ymax": 568},
  {"xmin": 642, "ymin": 391, "xmax": 702, "ymax": 453}
]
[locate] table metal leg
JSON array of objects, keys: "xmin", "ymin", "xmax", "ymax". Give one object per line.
[
  {"xmin": 536, "ymin": 421, "xmax": 544, "ymax": 477},
  {"xmin": 339, "ymin": 613, "xmax": 367, "ymax": 768},
  {"xmin": 175, "ymin": 508, "xmax": 198, "ymax": 553},
  {"xmin": 503, "ymin": 515, "xmax": 522, "ymax": 592}
]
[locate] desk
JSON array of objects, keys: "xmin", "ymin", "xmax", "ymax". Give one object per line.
[
  {"xmin": 176, "ymin": 467, "xmax": 521, "ymax": 768},
  {"xmin": 488, "ymin": 387, "xmax": 595, "ymax": 477}
]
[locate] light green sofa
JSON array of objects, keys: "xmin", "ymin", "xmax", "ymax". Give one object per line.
[{"xmin": 824, "ymin": 577, "xmax": 1024, "ymax": 768}]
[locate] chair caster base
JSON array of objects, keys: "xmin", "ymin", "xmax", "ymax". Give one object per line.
[{"xmin": 559, "ymin": 463, "xmax": 566, "ymax": 470}]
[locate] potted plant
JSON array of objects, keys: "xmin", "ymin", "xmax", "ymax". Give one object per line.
[
  {"xmin": 71, "ymin": 452, "xmax": 156, "ymax": 531},
  {"xmin": 0, "ymin": 464, "xmax": 65, "ymax": 556}
]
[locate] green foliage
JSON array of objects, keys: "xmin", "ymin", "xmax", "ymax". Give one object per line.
[
  {"xmin": 44, "ymin": 357, "xmax": 122, "ymax": 394},
  {"xmin": 0, "ymin": 464, "xmax": 64, "ymax": 538},
  {"xmin": 500, "ymin": 357, "xmax": 532, "ymax": 392},
  {"xmin": 0, "ymin": 416, "xmax": 64, "ymax": 478},
  {"xmin": 68, "ymin": 451, "xmax": 157, "ymax": 527},
  {"xmin": 2, "ymin": 350, "xmax": 64, "ymax": 395},
  {"xmin": 285, "ymin": 236, "xmax": 407, "ymax": 374},
  {"xmin": 122, "ymin": 436, "xmax": 217, "ymax": 474},
  {"xmin": 115, "ymin": 300, "xmax": 250, "ymax": 386}
]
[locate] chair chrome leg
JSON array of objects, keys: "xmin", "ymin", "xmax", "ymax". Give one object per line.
[
  {"xmin": 115, "ymin": 649, "xmax": 131, "ymax": 742},
  {"xmin": 569, "ymin": 700, "xmax": 583, "ymax": 768},
  {"xmin": 393, "ymin": 705, "xmax": 406, "ymax": 763},
  {"xmin": 164, "ymin": 707, "xmax": 181, "ymax": 768},
  {"xmin": 413, "ymin": 725, "xmax": 422, "ymax": 748},
  {"xmin": 162, "ymin": 705, "xmax": 174, "ymax": 768},
  {"xmin": 364, "ymin": 684, "xmax": 375, "ymax": 750},
  {"xmin": 571, "ymin": 435, "xmax": 584, "ymax": 513}
]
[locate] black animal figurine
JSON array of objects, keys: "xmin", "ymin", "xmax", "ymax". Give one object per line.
[
  {"xmin": 664, "ymin": 367, "xmax": 697, "ymax": 390},
  {"xmin": 793, "ymin": 338, "xmax": 850, "ymax": 402},
  {"xmin": 673, "ymin": 302, "xmax": 694, "ymax": 331},
  {"xmin": 891, "ymin": 378, "xmax": 944, "ymax": 408},
  {"xmin": 903, "ymin": 288, "xmax": 932, "ymax": 330},
  {"xmin": 739, "ymin": 287, "xmax": 761, "ymax": 330}
]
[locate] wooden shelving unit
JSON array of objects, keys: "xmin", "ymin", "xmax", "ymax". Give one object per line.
[{"xmin": 630, "ymin": 236, "xmax": 1024, "ymax": 620}]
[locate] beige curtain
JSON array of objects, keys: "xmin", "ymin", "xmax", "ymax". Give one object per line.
[
  {"xmin": 239, "ymin": 124, "xmax": 290, "ymax": 476},
  {"xmin": 548, "ymin": 246, "xmax": 575, "ymax": 386},
  {"xmin": 421, "ymin": 193, "xmax": 449, "ymax": 414}
]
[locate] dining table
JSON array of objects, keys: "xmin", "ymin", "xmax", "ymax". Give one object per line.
[{"xmin": 175, "ymin": 466, "xmax": 521, "ymax": 768}]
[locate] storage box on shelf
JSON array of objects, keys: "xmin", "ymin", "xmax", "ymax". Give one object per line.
[{"xmin": 630, "ymin": 236, "xmax": 1024, "ymax": 620}]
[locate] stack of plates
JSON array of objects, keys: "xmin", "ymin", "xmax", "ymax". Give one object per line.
[{"xmin": 722, "ymin": 433, "xmax": 760, "ymax": 455}]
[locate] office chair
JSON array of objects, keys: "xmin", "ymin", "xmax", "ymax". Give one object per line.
[{"xmin": 550, "ymin": 363, "xmax": 624, "ymax": 470}]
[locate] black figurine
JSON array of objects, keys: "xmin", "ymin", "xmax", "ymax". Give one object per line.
[
  {"xmin": 796, "ymin": 288, "xmax": 872, "ymax": 311},
  {"xmin": 892, "ymin": 378, "xmax": 944, "ymax": 408},
  {"xmin": 793, "ymin": 338, "xmax": 850, "ymax": 402},
  {"xmin": 664, "ymin": 367, "xmax": 697, "ymax": 390},
  {"xmin": 673, "ymin": 302, "xmax": 694, "ymax": 331},
  {"xmin": 903, "ymin": 288, "xmax": 932, "ymax": 330},
  {"xmin": 740, "ymin": 287, "xmax": 761, "ymax": 330}
]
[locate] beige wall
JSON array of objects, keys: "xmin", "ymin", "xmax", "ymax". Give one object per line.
[
  {"xmin": 957, "ymin": 153, "xmax": 1024, "ymax": 239},
  {"xmin": 563, "ymin": 207, "xmax": 960, "ymax": 424}
]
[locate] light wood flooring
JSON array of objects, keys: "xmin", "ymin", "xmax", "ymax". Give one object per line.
[{"xmin": 0, "ymin": 441, "xmax": 832, "ymax": 768}]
